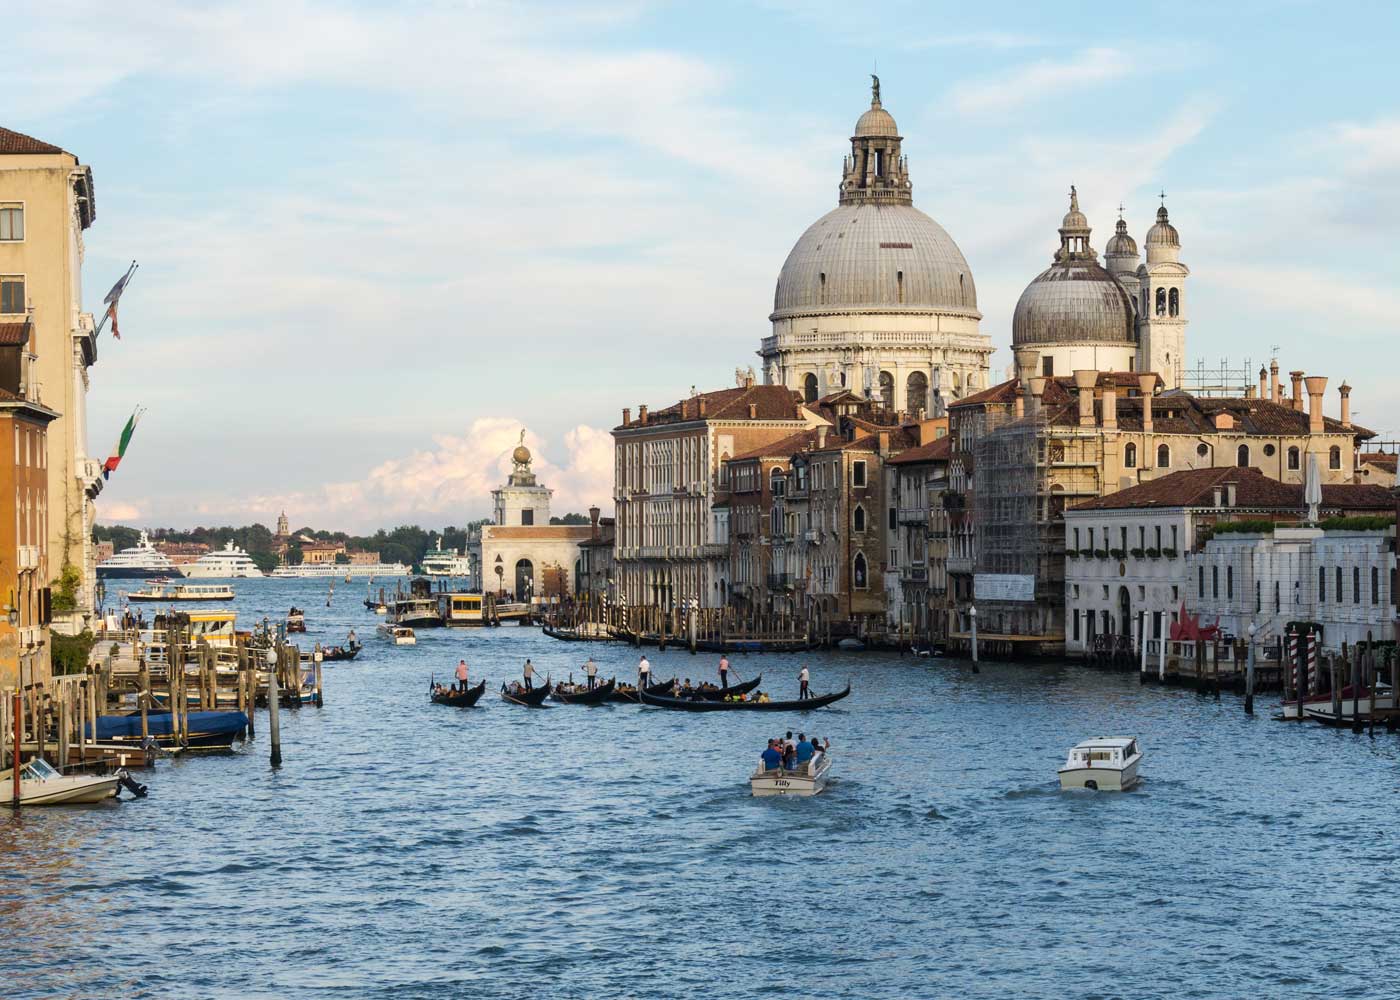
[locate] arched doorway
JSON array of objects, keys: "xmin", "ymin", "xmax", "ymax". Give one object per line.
[
  {"xmin": 802, "ymin": 372, "xmax": 818, "ymax": 403},
  {"xmin": 1118, "ymin": 586, "xmax": 1131, "ymax": 640},
  {"xmin": 906, "ymin": 371, "xmax": 928, "ymax": 415},
  {"xmin": 514, "ymin": 558, "xmax": 534, "ymax": 600},
  {"xmin": 878, "ymin": 371, "xmax": 894, "ymax": 408}
]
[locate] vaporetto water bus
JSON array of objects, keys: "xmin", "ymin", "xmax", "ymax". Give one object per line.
[
  {"xmin": 125, "ymin": 583, "xmax": 235, "ymax": 602},
  {"xmin": 270, "ymin": 562, "xmax": 409, "ymax": 578}
]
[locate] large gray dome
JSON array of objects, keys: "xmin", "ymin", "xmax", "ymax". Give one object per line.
[
  {"xmin": 771, "ymin": 203, "xmax": 979, "ymax": 321},
  {"xmin": 1012, "ymin": 260, "xmax": 1135, "ymax": 347}
]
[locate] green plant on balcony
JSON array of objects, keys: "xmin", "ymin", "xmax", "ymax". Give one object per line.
[
  {"xmin": 1144, "ymin": 547, "xmax": 1161, "ymax": 559},
  {"xmin": 1109, "ymin": 547, "xmax": 1126, "ymax": 559},
  {"xmin": 1066, "ymin": 550, "xmax": 1080, "ymax": 559},
  {"xmin": 1161, "ymin": 547, "xmax": 1178, "ymax": 558},
  {"xmin": 1078, "ymin": 547, "xmax": 1094, "ymax": 557},
  {"xmin": 1129, "ymin": 547, "xmax": 1145, "ymax": 559},
  {"xmin": 1094, "ymin": 548, "xmax": 1109, "ymax": 559}
]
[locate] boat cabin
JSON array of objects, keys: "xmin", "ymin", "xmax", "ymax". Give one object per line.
[
  {"xmin": 439, "ymin": 593, "xmax": 485, "ymax": 626},
  {"xmin": 1064, "ymin": 738, "xmax": 1139, "ymax": 768},
  {"xmin": 188, "ymin": 611, "xmax": 238, "ymax": 648}
]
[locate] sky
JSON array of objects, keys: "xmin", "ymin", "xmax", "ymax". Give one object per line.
[{"xmin": 9, "ymin": 0, "xmax": 1400, "ymax": 532}]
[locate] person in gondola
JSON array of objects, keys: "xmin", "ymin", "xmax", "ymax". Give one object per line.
[
  {"xmin": 798, "ymin": 665, "xmax": 811, "ymax": 700},
  {"xmin": 760, "ymin": 740, "xmax": 783, "ymax": 773},
  {"xmin": 718, "ymin": 654, "xmax": 730, "ymax": 689},
  {"xmin": 523, "ymin": 659, "xmax": 536, "ymax": 690},
  {"xmin": 455, "ymin": 659, "xmax": 470, "ymax": 693},
  {"xmin": 348, "ymin": 628, "xmax": 357, "ymax": 648},
  {"xmin": 638, "ymin": 655, "xmax": 650, "ymax": 688},
  {"xmin": 584, "ymin": 657, "xmax": 598, "ymax": 690}
]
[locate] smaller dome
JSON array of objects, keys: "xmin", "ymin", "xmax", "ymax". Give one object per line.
[
  {"xmin": 854, "ymin": 104, "xmax": 898, "ymax": 138},
  {"xmin": 512, "ymin": 444, "xmax": 531, "ymax": 465},
  {"xmin": 1105, "ymin": 217, "xmax": 1138, "ymax": 257},
  {"xmin": 1145, "ymin": 204, "xmax": 1179, "ymax": 247}
]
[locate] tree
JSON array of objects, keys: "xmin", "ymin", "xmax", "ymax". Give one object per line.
[
  {"xmin": 550, "ymin": 512, "xmax": 590, "ymax": 525},
  {"xmin": 335, "ymin": 552, "xmax": 350, "ymax": 565},
  {"xmin": 285, "ymin": 543, "xmax": 304, "ymax": 566}
]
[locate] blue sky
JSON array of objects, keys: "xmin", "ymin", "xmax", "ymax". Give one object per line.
[{"xmin": 10, "ymin": 0, "xmax": 1400, "ymax": 530}]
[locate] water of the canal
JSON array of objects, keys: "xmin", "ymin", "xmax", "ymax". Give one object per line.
[{"xmin": 3, "ymin": 578, "xmax": 1396, "ymax": 999}]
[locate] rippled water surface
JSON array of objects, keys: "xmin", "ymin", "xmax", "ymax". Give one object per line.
[{"xmin": 4, "ymin": 579, "xmax": 1400, "ymax": 999}]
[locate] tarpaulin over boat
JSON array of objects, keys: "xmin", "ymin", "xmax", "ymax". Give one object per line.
[{"xmin": 86, "ymin": 711, "xmax": 248, "ymax": 740}]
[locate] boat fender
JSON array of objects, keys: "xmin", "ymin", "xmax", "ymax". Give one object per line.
[{"xmin": 117, "ymin": 771, "xmax": 149, "ymax": 799}]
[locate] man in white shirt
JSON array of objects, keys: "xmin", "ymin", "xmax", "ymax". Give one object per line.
[
  {"xmin": 638, "ymin": 655, "xmax": 651, "ymax": 688},
  {"xmin": 523, "ymin": 658, "xmax": 536, "ymax": 690},
  {"xmin": 798, "ymin": 665, "xmax": 811, "ymax": 700},
  {"xmin": 718, "ymin": 654, "xmax": 731, "ymax": 689},
  {"xmin": 584, "ymin": 657, "xmax": 598, "ymax": 690}
]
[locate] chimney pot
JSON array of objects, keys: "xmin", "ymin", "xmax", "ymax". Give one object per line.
[
  {"xmin": 1338, "ymin": 382, "xmax": 1352, "ymax": 429},
  {"xmin": 589, "ymin": 506, "xmax": 601, "ymax": 539},
  {"xmin": 1258, "ymin": 367, "xmax": 1268, "ymax": 400},
  {"xmin": 1289, "ymin": 371, "xmax": 1305, "ymax": 412},
  {"xmin": 622, "ymin": 407, "xmax": 631, "ymax": 425},
  {"xmin": 1270, "ymin": 360, "xmax": 1281, "ymax": 403},
  {"xmin": 1073, "ymin": 370, "xmax": 1097, "ymax": 427},
  {"xmin": 1304, "ymin": 375, "xmax": 1328, "ymax": 434},
  {"xmin": 1137, "ymin": 374, "xmax": 1156, "ymax": 432},
  {"xmin": 816, "ymin": 425, "xmax": 829, "ymax": 448},
  {"xmin": 638, "ymin": 404, "xmax": 648, "ymax": 424},
  {"xmin": 748, "ymin": 403, "xmax": 758, "ymax": 419},
  {"xmin": 1102, "ymin": 385, "xmax": 1118, "ymax": 430},
  {"xmin": 698, "ymin": 398, "xmax": 707, "ymax": 418}
]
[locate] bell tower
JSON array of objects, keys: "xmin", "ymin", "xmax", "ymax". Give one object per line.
[{"xmin": 1136, "ymin": 194, "xmax": 1190, "ymax": 388}]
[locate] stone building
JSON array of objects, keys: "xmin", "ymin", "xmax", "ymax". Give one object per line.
[
  {"xmin": 576, "ymin": 507, "xmax": 616, "ymax": 601},
  {"xmin": 0, "ymin": 127, "xmax": 101, "ymax": 629},
  {"xmin": 759, "ymin": 79, "xmax": 994, "ymax": 412},
  {"xmin": 884, "ymin": 431, "xmax": 952, "ymax": 641}
]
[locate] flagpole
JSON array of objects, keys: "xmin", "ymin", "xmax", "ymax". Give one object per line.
[{"xmin": 93, "ymin": 261, "xmax": 138, "ymax": 337}]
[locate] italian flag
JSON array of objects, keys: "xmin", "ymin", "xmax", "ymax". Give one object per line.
[{"xmin": 103, "ymin": 407, "xmax": 144, "ymax": 479}]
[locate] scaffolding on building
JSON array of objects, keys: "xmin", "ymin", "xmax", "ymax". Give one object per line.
[{"xmin": 1181, "ymin": 357, "xmax": 1255, "ymax": 398}]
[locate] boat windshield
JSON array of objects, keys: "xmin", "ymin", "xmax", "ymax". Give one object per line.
[{"xmin": 22, "ymin": 758, "xmax": 59, "ymax": 780}]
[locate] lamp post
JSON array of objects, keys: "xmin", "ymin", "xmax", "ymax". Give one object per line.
[
  {"xmin": 969, "ymin": 605, "xmax": 979, "ymax": 670},
  {"xmin": 265, "ymin": 643, "xmax": 282, "ymax": 766},
  {"xmin": 1245, "ymin": 621, "xmax": 1257, "ymax": 715}
]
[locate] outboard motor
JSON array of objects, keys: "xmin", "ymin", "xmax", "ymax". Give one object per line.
[{"xmin": 116, "ymin": 770, "xmax": 149, "ymax": 799}]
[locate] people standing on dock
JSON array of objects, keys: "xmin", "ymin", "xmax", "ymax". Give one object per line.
[
  {"xmin": 584, "ymin": 657, "xmax": 598, "ymax": 690},
  {"xmin": 523, "ymin": 659, "xmax": 536, "ymax": 690},
  {"xmin": 455, "ymin": 659, "xmax": 470, "ymax": 693},
  {"xmin": 718, "ymin": 654, "xmax": 730, "ymax": 689},
  {"xmin": 798, "ymin": 665, "xmax": 811, "ymax": 699},
  {"xmin": 638, "ymin": 655, "xmax": 651, "ymax": 688}
]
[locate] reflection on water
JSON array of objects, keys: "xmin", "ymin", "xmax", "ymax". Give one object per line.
[{"xmin": 5, "ymin": 578, "xmax": 1400, "ymax": 998}]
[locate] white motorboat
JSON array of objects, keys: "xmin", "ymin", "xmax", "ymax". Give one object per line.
[
  {"xmin": 97, "ymin": 530, "xmax": 178, "ymax": 580},
  {"xmin": 750, "ymin": 754, "xmax": 832, "ymax": 797},
  {"xmin": 0, "ymin": 758, "xmax": 121, "ymax": 805},
  {"xmin": 181, "ymin": 541, "xmax": 265, "ymax": 578},
  {"xmin": 1058, "ymin": 737, "xmax": 1142, "ymax": 791},
  {"xmin": 378, "ymin": 623, "xmax": 416, "ymax": 645}
]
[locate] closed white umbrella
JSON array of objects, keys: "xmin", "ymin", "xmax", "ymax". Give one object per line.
[{"xmin": 1304, "ymin": 453, "xmax": 1323, "ymax": 523}]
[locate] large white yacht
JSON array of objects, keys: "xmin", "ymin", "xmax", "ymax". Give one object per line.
[
  {"xmin": 97, "ymin": 531, "xmax": 178, "ymax": 580},
  {"xmin": 182, "ymin": 541, "xmax": 265, "ymax": 578}
]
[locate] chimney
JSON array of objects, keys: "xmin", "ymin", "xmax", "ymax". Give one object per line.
[
  {"xmin": 1137, "ymin": 374, "xmax": 1156, "ymax": 432},
  {"xmin": 1270, "ymin": 360, "xmax": 1280, "ymax": 403},
  {"xmin": 1305, "ymin": 375, "xmax": 1327, "ymax": 434},
  {"xmin": 698, "ymin": 397, "xmax": 707, "ymax": 418},
  {"xmin": 589, "ymin": 506, "xmax": 600, "ymax": 540},
  {"xmin": 877, "ymin": 430, "xmax": 890, "ymax": 454},
  {"xmin": 1102, "ymin": 384, "xmax": 1118, "ymax": 430},
  {"xmin": 1028, "ymin": 377, "xmax": 1047, "ymax": 414},
  {"xmin": 748, "ymin": 403, "xmax": 758, "ymax": 419},
  {"xmin": 1013, "ymin": 347, "xmax": 1040, "ymax": 412},
  {"xmin": 1073, "ymin": 370, "xmax": 1098, "ymax": 427},
  {"xmin": 1258, "ymin": 366, "xmax": 1268, "ymax": 400},
  {"xmin": 816, "ymin": 425, "xmax": 829, "ymax": 448},
  {"xmin": 1013, "ymin": 394, "xmax": 1025, "ymax": 418},
  {"xmin": 1213, "ymin": 486, "xmax": 1224, "ymax": 508},
  {"xmin": 638, "ymin": 404, "xmax": 649, "ymax": 424},
  {"xmin": 622, "ymin": 407, "xmax": 631, "ymax": 425},
  {"xmin": 1339, "ymin": 382, "xmax": 1352, "ymax": 428},
  {"xmin": 680, "ymin": 399, "xmax": 689, "ymax": 419},
  {"xmin": 1225, "ymin": 483, "xmax": 1236, "ymax": 507},
  {"xmin": 1289, "ymin": 371, "xmax": 1305, "ymax": 411}
]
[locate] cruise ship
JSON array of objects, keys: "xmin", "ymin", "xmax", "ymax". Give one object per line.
[
  {"xmin": 270, "ymin": 562, "xmax": 410, "ymax": 579},
  {"xmin": 419, "ymin": 537, "xmax": 473, "ymax": 579},
  {"xmin": 182, "ymin": 541, "xmax": 265, "ymax": 579},
  {"xmin": 96, "ymin": 531, "xmax": 179, "ymax": 580}
]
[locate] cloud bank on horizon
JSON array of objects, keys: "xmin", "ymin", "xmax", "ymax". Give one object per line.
[{"xmin": 8, "ymin": 1, "xmax": 1397, "ymax": 531}]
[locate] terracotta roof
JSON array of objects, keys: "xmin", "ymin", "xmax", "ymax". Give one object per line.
[
  {"xmin": 1070, "ymin": 466, "xmax": 1394, "ymax": 513},
  {"xmin": 620, "ymin": 385, "xmax": 806, "ymax": 429},
  {"xmin": 886, "ymin": 435, "xmax": 952, "ymax": 465},
  {"xmin": 482, "ymin": 525, "xmax": 593, "ymax": 541},
  {"xmin": 0, "ymin": 322, "xmax": 30, "ymax": 347},
  {"xmin": 1361, "ymin": 453, "xmax": 1398, "ymax": 472},
  {"xmin": 0, "ymin": 126, "xmax": 65, "ymax": 155},
  {"xmin": 730, "ymin": 428, "xmax": 824, "ymax": 462}
]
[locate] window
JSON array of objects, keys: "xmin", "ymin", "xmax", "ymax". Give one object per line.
[
  {"xmin": 1255, "ymin": 580, "xmax": 1261, "ymax": 612},
  {"xmin": 770, "ymin": 467, "xmax": 785, "ymax": 497},
  {"xmin": 1197, "ymin": 443, "xmax": 1209, "ymax": 458},
  {"xmin": 1073, "ymin": 527, "xmax": 1080, "ymax": 549},
  {"xmin": 521, "ymin": 508, "xmax": 534, "ymax": 526},
  {"xmin": 897, "ymin": 269, "xmax": 904, "ymax": 304},
  {"xmin": 853, "ymin": 505, "xmax": 866, "ymax": 532},
  {"xmin": 1157, "ymin": 444, "xmax": 1170, "ymax": 468},
  {"xmin": 1119, "ymin": 526, "xmax": 1127, "ymax": 550},
  {"xmin": 1319, "ymin": 566, "xmax": 1326, "ymax": 602},
  {"xmin": 1263, "ymin": 444, "xmax": 1276, "ymax": 457},
  {"xmin": 1336, "ymin": 567, "xmax": 1343, "ymax": 599},
  {"xmin": 1329, "ymin": 446, "xmax": 1341, "ymax": 470},
  {"xmin": 1156, "ymin": 287, "xmax": 1167, "ymax": 316},
  {"xmin": 1072, "ymin": 611, "xmax": 1080, "ymax": 642},
  {"xmin": 1124, "ymin": 443, "xmax": 1137, "ymax": 468},
  {"xmin": 1237, "ymin": 444, "xmax": 1249, "ymax": 467},
  {"xmin": 1372, "ymin": 567, "xmax": 1380, "ymax": 605},
  {"xmin": 1226, "ymin": 565, "xmax": 1233, "ymax": 600},
  {"xmin": 1042, "ymin": 355, "xmax": 1054, "ymax": 377},
  {"xmin": 802, "ymin": 373, "xmax": 818, "ymax": 403},
  {"xmin": 1354, "ymin": 567, "xmax": 1361, "ymax": 604},
  {"xmin": 1198, "ymin": 565, "xmax": 1205, "ymax": 596},
  {"xmin": 852, "ymin": 461, "xmax": 866, "ymax": 488},
  {"xmin": 888, "ymin": 506, "xmax": 896, "ymax": 531},
  {"xmin": 853, "ymin": 552, "xmax": 868, "ymax": 589},
  {"xmin": 1168, "ymin": 287, "xmax": 1180, "ymax": 317},
  {"xmin": 0, "ymin": 204, "xmax": 22, "ymax": 241},
  {"xmin": 0, "ymin": 275, "xmax": 23, "ymax": 314},
  {"xmin": 1274, "ymin": 581, "xmax": 1280, "ymax": 612},
  {"xmin": 1212, "ymin": 565, "xmax": 1219, "ymax": 599},
  {"xmin": 1287, "ymin": 447, "xmax": 1300, "ymax": 471}
]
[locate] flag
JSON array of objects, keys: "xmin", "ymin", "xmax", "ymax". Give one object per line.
[
  {"xmin": 103, "ymin": 407, "xmax": 145, "ymax": 479},
  {"xmin": 97, "ymin": 261, "xmax": 138, "ymax": 340}
]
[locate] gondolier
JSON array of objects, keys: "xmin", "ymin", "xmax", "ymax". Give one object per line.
[
  {"xmin": 455, "ymin": 659, "xmax": 470, "ymax": 692},
  {"xmin": 523, "ymin": 659, "xmax": 536, "ymax": 690},
  {"xmin": 584, "ymin": 657, "xmax": 598, "ymax": 690},
  {"xmin": 798, "ymin": 665, "xmax": 811, "ymax": 700},
  {"xmin": 638, "ymin": 655, "xmax": 650, "ymax": 687},
  {"xmin": 719, "ymin": 654, "xmax": 731, "ymax": 689}
]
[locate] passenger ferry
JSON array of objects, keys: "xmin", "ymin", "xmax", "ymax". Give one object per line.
[
  {"xmin": 126, "ymin": 582, "xmax": 235, "ymax": 602},
  {"xmin": 389, "ymin": 596, "xmax": 441, "ymax": 629},
  {"xmin": 182, "ymin": 541, "xmax": 264, "ymax": 578},
  {"xmin": 1058, "ymin": 737, "xmax": 1142, "ymax": 791},
  {"xmin": 97, "ymin": 530, "xmax": 178, "ymax": 580},
  {"xmin": 270, "ymin": 563, "xmax": 410, "ymax": 579},
  {"xmin": 419, "ymin": 538, "xmax": 473, "ymax": 580}
]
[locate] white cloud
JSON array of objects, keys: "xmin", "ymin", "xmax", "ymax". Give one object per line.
[
  {"xmin": 96, "ymin": 502, "xmax": 144, "ymax": 523},
  {"xmin": 947, "ymin": 47, "xmax": 1133, "ymax": 115},
  {"xmin": 902, "ymin": 31, "xmax": 1043, "ymax": 51}
]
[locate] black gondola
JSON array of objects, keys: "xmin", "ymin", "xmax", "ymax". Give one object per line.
[
  {"xmin": 678, "ymin": 675, "xmax": 761, "ymax": 701},
  {"xmin": 608, "ymin": 676, "xmax": 679, "ymax": 703},
  {"xmin": 500, "ymin": 679, "xmax": 552, "ymax": 707},
  {"xmin": 638, "ymin": 683, "xmax": 851, "ymax": 712},
  {"xmin": 430, "ymin": 678, "xmax": 487, "ymax": 707},
  {"xmin": 549, "ymin": 677, "xmax": 617, "ymax": 706},
  {"xmin": 322, "ymin": 643, "xmax": 363, "ymax": 662}
]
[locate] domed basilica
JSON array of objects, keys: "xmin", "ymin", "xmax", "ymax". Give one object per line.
[{"xmin": 760, "ymin": 78, "xmax": 994, "ymax": 414}]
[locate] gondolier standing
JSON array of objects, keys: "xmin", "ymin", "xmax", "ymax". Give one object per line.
[
  {"xmin": 798, "ymin": 665, "xmax": 811, "ymax": 700},
  {"xmin": 455, "ymin": 659, "xmax": 470, "ymax": 693},
  {"xmin": 584, "ymin": 657, "xmax": 598, "ymax": 690},
  {"xmin": 638, "ymin": 655, "xmax": 651, "ymax": 688},
  {"xmin": 523, "ymin": 658, "xmax": 536, "ymax": 691},
  {"xmin": 718, "ymin": 654, "xmax": 731, "ymax": 690}
]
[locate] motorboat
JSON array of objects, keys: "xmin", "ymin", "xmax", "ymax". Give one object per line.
[
  {"xmin": 378, "ymin": 623, "xmax": 416, "ymax": 645},
  {"xmin": 127, "ymin": 582, "xmax": 235, "ymax": 602},
  {"xmin": 181, "ymin": 541, "xmax": 265, "ymax": 578},
  {"xmin": 750, "ymin": 753, "xmax": 832, "ymax": 797},
  {"xmin": 388, "ymin": 596, "xmax": 441, "ymax": 629},
  {"xmin": 0, "ymin": 758, "xmax": 122, "ymax": 805},
  {"xmin": 97, "ymin": 530, "xmax": 178, "ymax": 580},
  {"xmin": 286, "ymin": 608, "xmax": 307, "ymax": 633},
  {"xmin": 1058, "ymin": 737, "xmax": 1142, "ymax": 791}
]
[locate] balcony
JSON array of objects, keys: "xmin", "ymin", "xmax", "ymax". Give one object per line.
[
  {"xmin": 902, "ymin": 564, "xmax": 928, "ymax": 583},
  {"xmin": 804, "ymin": 529, "xmax": 823, "ymax": 545},
  {"xmin": 766, "ymin": 572, "xmax": 794, "ymax": 591},
  {"xmin": 898, "ymin": 506, "xmax": 927, "ymax": 525}
]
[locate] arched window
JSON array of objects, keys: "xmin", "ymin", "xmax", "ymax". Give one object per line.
[
  {"xmin": 1124, "ymin": 443, "xmax": 1137, "ymax": 468},
  {"xmin": 1354, "ymin": 567, "xmax": 1361, "ymax": 604},
  {"xmin": 1237, "ymin": 444, "xmax": 1249, "ymax": 467},
  {"xmin": 1155, "ymin": 287, "xmax": 1167, "ymax": 316},
  {"xmin": 878, "ymin": 371, "xmax": 895, "ymax": 408},
  {"xmin": 1157, "ymin": 443, "xmax": 1170, "ymax": 468},
  {"xmin": 853, "ymin": 505, "xmax": 866, "ymax": 533},
  {"xmin": 1329, "ymin": 445, "xmax": 1342, "ymax": 470},
  {"xmin": 769, "ymin": 467, "xmax": 785, "ymax": 497},
  {"xmin": 802, "ymin": 373, "xmax": 818, "ymax": 403},
  {"xmin": 1168, "ymin": 287, "xmax": 1180, "ymax": 317},
  {"xmin": 906, "ymin": 371, "xmax": 928, "ymax": 415},
  {"xmin": 1287, "ymin": 446, "xmax": 1300, "ymax": 470},
  {"xmin": 853, "ymin": 552, "xmax": 868, "ymax": 589},
  {"xmin": 1318, "ymin": 566, "xmax": 1326, "ymax": 602},
  {"xmin": 951, "ymin": 372, "xmax": 963, "ymax": 399}
]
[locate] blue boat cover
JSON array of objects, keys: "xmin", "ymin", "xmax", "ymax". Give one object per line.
[{"xmin": 87, "ymin": 710, "xmax": 249, "ymax": 740}]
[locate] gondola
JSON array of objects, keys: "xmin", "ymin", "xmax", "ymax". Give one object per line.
[
  {"xmin": 321, "ymin": 643, "xmax": 362, "ymax": 662},
  {"xmin": 500, "ymin": 679, "xmax": 552, "ymax": 707},
  {"xmin": 637, "ymin": 683, "xmax": 851, "ymax": 712},
  {"xmin": 549, "ymin": 677, "xmax": 617, "ymax": 706},
  {"xmin": 680, "ymin": 675, "xmax": 761, "ymax": 701},
  {"xmin": 608, "ymin": 676, "xmax": 678, "ymax": 703},
  {"xmin": 430, "ymin": 678, "xmax": 487, "ymax": 707}
]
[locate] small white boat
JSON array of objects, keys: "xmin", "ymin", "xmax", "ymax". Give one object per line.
[
  {"xmin": 1058, "ymin": 737, "xmax": 1141, "ymax": 791},
  {"xmin": 374, "ymin": 603, "xmax": 388, "ymax": 615},
  {"xmin": 127, "ymin": 582, "xmax": 235, "ymax": 602},
  {"xmin": 378, "ymin": 623, "xmax": 416, "ymax": 645},
  {"xmin": 750, "ymin": 754, "xmax": 831, "ymax": 797},
  {"xmin": 0, "ymin": 758, "xmax": 121, "ymax": 805}
]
